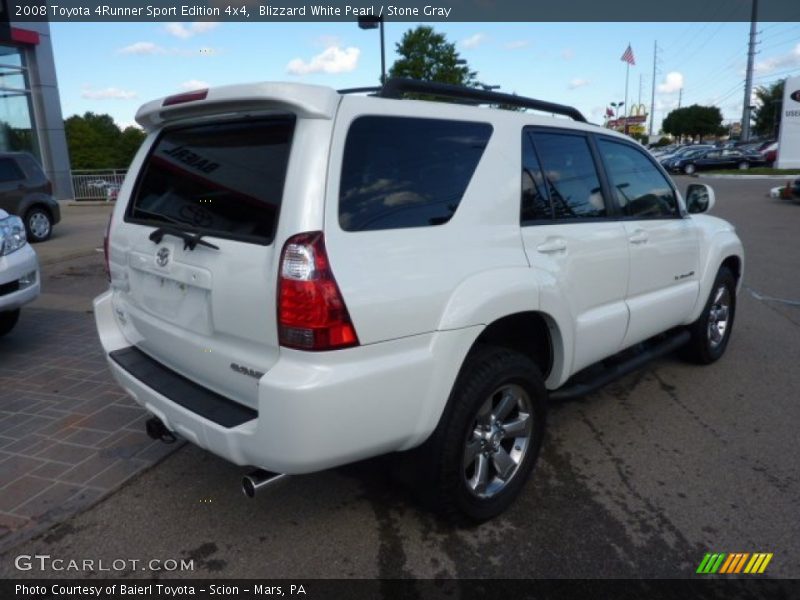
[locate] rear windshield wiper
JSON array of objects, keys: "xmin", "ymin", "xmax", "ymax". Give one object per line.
[{"xmin": 149, "ymin": 226, "xmax": 220, "ymax": 251}]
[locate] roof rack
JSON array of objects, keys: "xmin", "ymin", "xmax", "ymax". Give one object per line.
[
  {"xmin": 382, "ymin": 78, "xmax": 587, "ymax": 122},
  {"xmin": 338, "ymin": 86, "xmax": 382, "ymax": 95}
]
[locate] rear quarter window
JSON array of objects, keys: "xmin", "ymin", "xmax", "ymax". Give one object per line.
[
  {"xmin": 127, "ymin": 117, "xmax": 295, "ymax": 245},
  {"xmin": 338, "ymin": 116, "xmax": 492, "ymax": 232}
]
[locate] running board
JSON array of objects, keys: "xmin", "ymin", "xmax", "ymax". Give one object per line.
[{"xmin": 549, "ymin": 330, "xmax": 691, "ymax": 402}]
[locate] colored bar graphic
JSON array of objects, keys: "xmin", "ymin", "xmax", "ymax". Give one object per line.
[
  {"xmin": 719, "ymin": 554, "xmax": 736, "ymax": 574},
  {"xmin": 698, "ymin": 552, "xmax": 772, "ymax": 574}
]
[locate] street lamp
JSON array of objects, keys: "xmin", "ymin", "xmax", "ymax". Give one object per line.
[
  {"xmin": 610, "ymin": 101, "xmax": 625, "ymax": 132},
  {"xmin": 358, "ymin": 15, "xmax": 385, "ymax": 85}
]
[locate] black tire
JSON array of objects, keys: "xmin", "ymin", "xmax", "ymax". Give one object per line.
[
  {"xmin": 0, "ymin": 309, "xmax": 20, "ymax": 337},
  {"xmin": 683, "ymin": 267, "xmax": 737, "ymax": 364},
  {"xmin": 24, "ymin": 206, "xmax": 53, "ymax": 243},
  {"xmin": 417, "ymin": 345, "xmax": 547, "ymax": 522}
]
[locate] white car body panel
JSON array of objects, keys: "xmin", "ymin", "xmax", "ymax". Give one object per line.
[{"xmin": 0, "ymin": 243, "xmax": 39, "ymax": 312}]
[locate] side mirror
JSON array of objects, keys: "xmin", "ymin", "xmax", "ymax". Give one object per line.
[{"xmin": 686, "ymin": 183, "xmax": 716, "ymax": 214}]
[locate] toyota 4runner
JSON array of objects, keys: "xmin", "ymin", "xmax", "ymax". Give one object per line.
[{"xmin": 94, "ymin": 79, "xmax": 744, "ymax": 520}]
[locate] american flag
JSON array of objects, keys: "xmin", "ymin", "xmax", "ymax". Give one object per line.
[{"xmin": 620, "ymin": 44, "xmax": 635, "ymax": 66}]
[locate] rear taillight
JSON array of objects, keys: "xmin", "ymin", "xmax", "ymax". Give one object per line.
[
  {"xmin": 278, "ymin": 231, "xmax": 359, "ymax": 351},
  {"xmin": 103, "ymin": 214, "xmax": 112, "ymax": 281}
]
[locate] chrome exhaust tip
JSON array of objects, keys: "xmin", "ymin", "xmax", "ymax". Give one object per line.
[{"xmin": 242, "ymin": 469, "xmax": 287, "ymax": 498}]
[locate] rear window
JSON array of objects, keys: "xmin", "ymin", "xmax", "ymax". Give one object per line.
[
  {"xmin": 128, "ymin": 118, "xmax": 295, "ymax": 245},
  {"xmin": 339, "ymin": 116, "xmax": 492, "ymax": 232}
]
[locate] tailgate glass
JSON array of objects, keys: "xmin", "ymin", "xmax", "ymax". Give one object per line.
[{"xmin": 127, "ymin": 117, "xmax": 295, "ymax": 245}]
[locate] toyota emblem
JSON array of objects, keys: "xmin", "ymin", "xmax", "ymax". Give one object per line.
[{"xmin": 156, "ymin": 247, "xmax": 170, "ymax": 267}]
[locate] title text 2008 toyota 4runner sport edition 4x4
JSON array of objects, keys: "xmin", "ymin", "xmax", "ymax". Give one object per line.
[{"xmin": 94, "ymin": 79, "xmax": 744, "ymax": 521}]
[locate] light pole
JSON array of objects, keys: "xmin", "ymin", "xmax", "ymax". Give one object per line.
[
  {"xmin": 358, "ymin": 15, "xmax": 386, "ymax": 85},
  {"xmin": 610, "ymin": 101, "xmax": 625, "ymax": 130}
]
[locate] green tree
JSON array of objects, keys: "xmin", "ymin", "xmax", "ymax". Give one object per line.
[
  {"xmin": 389, "ymin": 26, "xmax": 477, "ymax": 87},
  {"xmin": 64, "ymin": 112, "xmax": 145, "ymax": 169},
  {"xmin": 662, "ymin": 105, "xmax": 723, "ymax": 141},
  {"xmin": 752, "ymin": 80, "xmax": 784, "ymax": 139},
  {"xmin": 117, "ymin": 126, "xmax": 147, "ymax": 167}
]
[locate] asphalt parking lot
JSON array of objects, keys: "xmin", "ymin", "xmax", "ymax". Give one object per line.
[{"xmin": 1, "ymin": 177, "xmax": 799, "ymax": 579}]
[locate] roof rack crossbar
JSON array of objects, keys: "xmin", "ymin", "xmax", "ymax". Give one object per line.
[
  {"xmin": 338, "ymin": 86, "xmax": 383, "ymax": 95},
  {"xmin": 376, "ymin": 78, "xmax": 587, "ymax": 122}
]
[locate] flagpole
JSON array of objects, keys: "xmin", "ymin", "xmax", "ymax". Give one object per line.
[{"xmin": 623, "ymin": 61, "xmax": 630, "ymax": 135}]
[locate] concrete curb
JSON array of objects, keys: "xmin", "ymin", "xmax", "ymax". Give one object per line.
[
  {"xmin": 700, "ymin": 174, "xmax": 800, "ymax": 180},
  {"xmin": 66, "ymin": 201, "xmax": 116, "ymax": 207}
]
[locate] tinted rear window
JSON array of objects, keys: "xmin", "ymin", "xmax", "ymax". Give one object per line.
[
  {"xmin": 128, "ymin": 118, "xmax": 294, "ymax": 245},
  {"xmin": 339, "ymin": 116, "xmax": 492, "ymax": 231}
]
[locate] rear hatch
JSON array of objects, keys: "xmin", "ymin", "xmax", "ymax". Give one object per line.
[{"xmin": 109, "ymin": 85, "xmax": 336, "ymax": 412}]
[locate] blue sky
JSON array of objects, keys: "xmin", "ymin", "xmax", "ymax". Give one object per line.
[{"xmin": 50, "ymin": 21, "xmax": 800, "ymax": 132}]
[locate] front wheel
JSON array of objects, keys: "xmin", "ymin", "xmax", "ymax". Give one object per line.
[
  {"xmin": 420, "ymin": 345, "xmax": 547, "ymax": 522},
  {"xmin": 683, "ymin": 267, "xmax": 737, "ymax": 364},
  {"xmin": 25, "ymin": 207, "xmax": 53, "ymax": 243},
  {"xmin": 0, "ymin": 309, "xmax": 20, "ymax": 337},
  {"xmin": 684, "ymin": 163, "xmax": 696, "ymax": 175}
]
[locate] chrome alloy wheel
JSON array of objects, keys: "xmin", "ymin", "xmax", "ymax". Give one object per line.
[
  {"xmin": 707, "ymin": 285, "xmax": 731, "ymax": 349},
  {"xmin": 463, "ymin": 384, "xmax": 533, "ymax": 499},
  {"xmin": 28, "ymin": 211, "xmax": 51, "ymax": 239}
]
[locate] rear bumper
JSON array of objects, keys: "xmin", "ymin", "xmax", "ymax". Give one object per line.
[
  {"xmin": 0, "ymin": 245, "xmax": 40, "ymax": 312},
  {"xmin": 94, "ymin": 290, "xmax": 478, "ymax": 474}
]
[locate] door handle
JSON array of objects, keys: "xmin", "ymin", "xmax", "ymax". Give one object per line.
[
  {"xmin": 629, "ymin": 230, "xmax": 648, "ymax": 245},
  {"xmin": 536, "ymin": 238, "xmax": 567, "ymax": 254}
]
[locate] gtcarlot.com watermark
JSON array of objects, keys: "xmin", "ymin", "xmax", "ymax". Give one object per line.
[{"xmin": 14, "ymin": 554, "xmax": 194, "ymax": 572}]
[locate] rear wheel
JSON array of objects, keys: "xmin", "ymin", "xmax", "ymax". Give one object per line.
[
  {"xmin": 0, "ymin": 309, "xmax": 20, "ymax": 337},
  {"xmin": 25, "ymin": 206, "xmax": 53, "ymax": 243},
  {"xmin": 683, "ymin": 267, "xmax": 736, "ymax": 364},
  {"xmin": 419, "ymin": 345, "xmax": 547, "ymax": 522},
  {"xmin": 738, "ymin": 161, "xmax": 749, "ymax": 171},
  {"xmin": 684, "ymin": 163, "xmax": 696, "ymax": 175}
]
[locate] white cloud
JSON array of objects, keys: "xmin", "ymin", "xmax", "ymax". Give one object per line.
[
  {"xmin": 178, "ymin": 80, "xmax": 209, "ymax": 91},
  {"xmin": 658, "ymin": 72, "xmax": 684, "ymax": 94},
  {"xmin": 286, "ymin": 46, "xmax": 360, "ymax": 75},
  {"xmin": 81, "ymin": 87, "xmax": 138, "ymax": 100},
  {"xmin": 119, "ymin": 42, "xmax": 165, "ymax": 55},
  {"xmin": 461, "ymin": 33, "xmax": 488, "ymax": 50},
  {"xmin": 754, "ymin": 43, "xmax": 800, "ymax": 76},
  {"xmin": 568, "ymin": 78, "xmax": 590, "ymax": 90},
  {"xmin": 504, "ymin": 40, "xmax": 530, "ymax": 50},
  {"xmin": 562, "ymin": 48, "xmax": 575, "ymax": 60},
  {"xmin": 165, "ymin": 22, "xmax": 220, "ymax": 39}
]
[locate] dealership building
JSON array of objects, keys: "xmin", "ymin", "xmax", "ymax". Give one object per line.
[{"xmin": 0, "ymin": 19, "xmax": 72, "ymax": 199}]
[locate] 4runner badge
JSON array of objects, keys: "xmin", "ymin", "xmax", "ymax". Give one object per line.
[{"xmin": 156, "ymin": 247, "xmax": 170, "ymax": 267}]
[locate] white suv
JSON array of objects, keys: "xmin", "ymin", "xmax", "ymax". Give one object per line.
[{"xmin": 94, "ymin": 79, "xmax": 744, "ymax": 520}]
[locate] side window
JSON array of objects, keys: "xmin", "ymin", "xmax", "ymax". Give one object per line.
[
  {"xmin": 339, "ymin": 117, "xmax": 492, "ymax": 232},
  {"xmin": 521, "ymin": 133, "xmax": 552, "ymax": 222},
  {"xmin": 529, "ymin": 132, "xmax": 606, "ymax": 219},
  {"xmin": 0, "ymin": 158, "xmax": 25, "ymax": 183},
  {"xmin": 597, "ymin": 139, "xmax": 678, "ymax": 218}
]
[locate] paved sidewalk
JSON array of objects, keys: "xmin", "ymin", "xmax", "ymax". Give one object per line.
[{"xmin": 0, "ymin": 254, "xmax": 180, "ymax": 552}]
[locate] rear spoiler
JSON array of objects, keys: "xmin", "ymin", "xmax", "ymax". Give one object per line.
[{"xmin": 135, "ymin": 82, "xmax": 341, "ymax": 132}]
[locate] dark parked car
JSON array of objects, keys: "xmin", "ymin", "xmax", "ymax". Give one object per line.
[
  {"xmin": 669, "ymin": 148, "xmax": 766, "ymax": 175},
  {"xmin": 0, "ymin": 152, "xmax": 60, "ymax": 242}
]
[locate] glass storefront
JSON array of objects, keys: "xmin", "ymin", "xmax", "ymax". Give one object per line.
[{"xmin": 0, "ymin": 45, "xmax": 38, "ymax": 159}]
